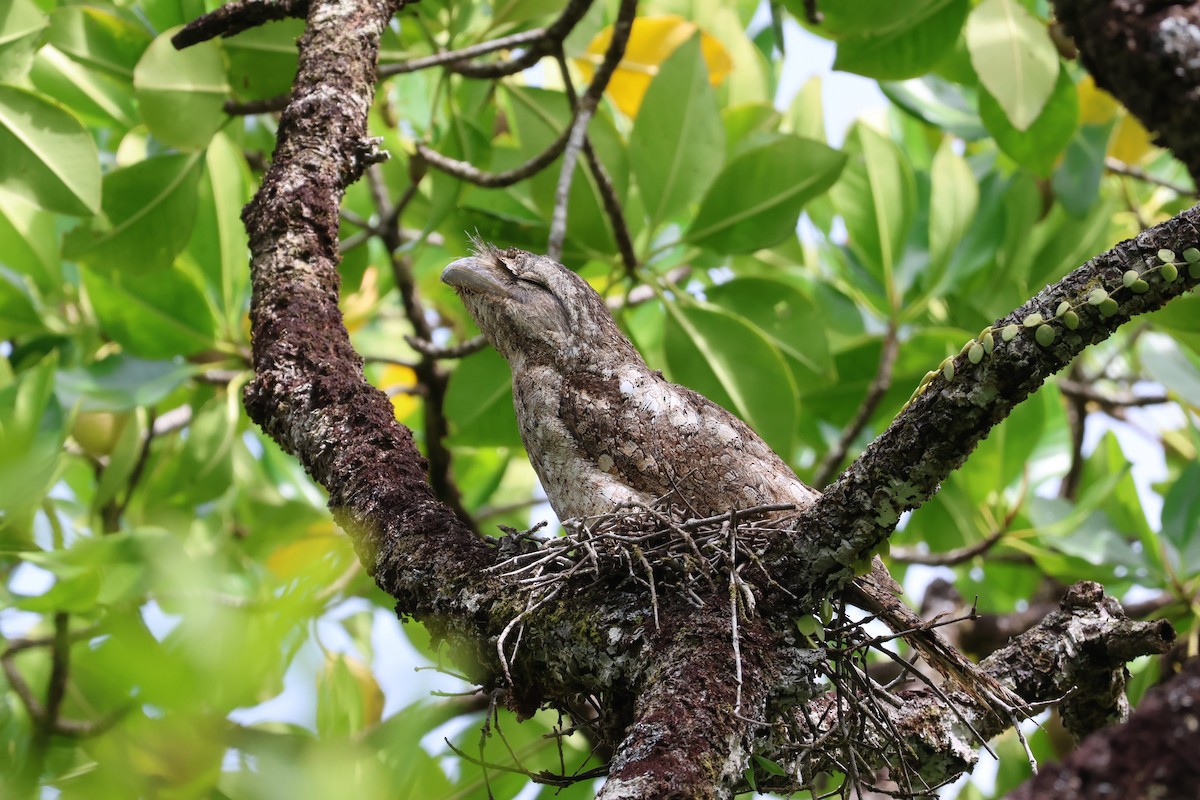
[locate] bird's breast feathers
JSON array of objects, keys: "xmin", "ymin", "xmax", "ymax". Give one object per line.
[{"xmin": 513, "ymin": 364, "xmax": 818, "ymax": 521}]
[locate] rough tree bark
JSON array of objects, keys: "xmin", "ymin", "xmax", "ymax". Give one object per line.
[{"xmin": 173, "ymin": 1, "xmax": 1188, "ymax": 797}]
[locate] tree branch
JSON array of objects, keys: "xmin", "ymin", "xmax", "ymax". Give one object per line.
[
  {"xmin": 773, "ymin": 206, "xmax": 1200, "ymax": 614},
  {"xmin": 173, "ymin": 0, "xmax": 309, "ymax": 47},
  {"xmin": 1055, "ymin": 0, "xmax": 1200, "ymax": 182}
]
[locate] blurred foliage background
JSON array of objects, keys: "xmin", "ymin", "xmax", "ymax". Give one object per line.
[{"xmin": 0, "ymin": 0, "xmax": 1198, "ymax": 797}]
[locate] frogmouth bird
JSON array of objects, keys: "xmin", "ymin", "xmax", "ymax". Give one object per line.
[{"xmin": 442, "ymin": 244, "xmax": 1022, "ymax": 714}]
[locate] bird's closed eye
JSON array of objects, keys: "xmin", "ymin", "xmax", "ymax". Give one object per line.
[{"xmin": 517, "ymin": 272, "xmax": 549, "ymax": 289}]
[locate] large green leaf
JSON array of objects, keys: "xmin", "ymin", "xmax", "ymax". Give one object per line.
[
  {"xmin": 786, "ymin": 0, "xmax": 950, "ymax": 37},
  {"xmin": 134, "ymin": 27, "xmax": 229, "ymax": 150},
  {"xmin": 687, "ymin": 135, "xmax": 845, "ymax": 254},
  {"xmin": 630, "ymin": 35, "xmax": 725, "ymax": 229},
  {"xmin": 83, "ymin": 265, "xmax": 217, "ymax": 359},
  {"xmin": 0, "ymin": 85, "xmax": 101, "ymax": 216},
  {"xmin": 30, "ymin": 44, "xmax": 139, "ymax": 129},
  {"xmin": 979, "ymin": 66, "xmax": 1078, "ymax": 176},
  {"xmin": 46, "ymin": 5, "xmax": 150, "ymax": 78},
  {"xmin": 0, "ymin": 187, "xmax": 59, "ymax": 290},
  {"xmin": 663, "ymin": 302, "xmax": 798, "ymax": 456},
  {"xmin": 444, "ymin": 347, "xmax": 523, "ymax": 448},
  {"xmin": 830, "ymin": 123, "xmax": 916, "ymax": 311},
  {"xmin": 185, "ymin": 132, "xmax": 251, "ymax": 337},
  {"xmin": 224, "ymin": 19, "xmax": 303, "ymax": 101},
  {"xmin": 0, "ymin": 355, "xmax": 64, "ymax": 526},
  {"xmin": 833, "ymin": 0, "xmax": 969, "ymax": 81},
  {"xmin": 63, "ymin": 152, "xmax": 204, "ymax": 273},
  {"xmin": 966, "ymin": 0, "xmax": 1059, "ymax": 131},
  {"xmin": 0, "ymin": 0, "xmax": 47, "ymax": 81},
  {"xmin": 882, "ymin": 76, "xmax": 987, "ymax": 140},
  {"xmin": 56, "ymin": 354, "xmax": 196, "ymax": 412},
  {"xmin": 927, "ymin": 137, "xmax": 978, "ymax": 289},
  {"xmin": 1160, "ymin": 461, "xmax": 1200, "ymax": 576},
  {"xmin": 705, "ymin": 277, "xmax": 833, "ymax": 381}
]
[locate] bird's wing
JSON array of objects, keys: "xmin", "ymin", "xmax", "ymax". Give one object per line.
[{"xmin": 557, "ymin": 369, "xmax": 818, "ymax": 518}]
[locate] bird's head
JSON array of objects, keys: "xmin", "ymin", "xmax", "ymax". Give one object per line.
[{"xmin": 441, "ymin": 244, "xmax": 639, "ymax": 371}]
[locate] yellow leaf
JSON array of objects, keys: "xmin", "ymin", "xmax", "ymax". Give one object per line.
[
  {"xmin": 574, "ymin": 15, "xmax": 732, "ymax": 119},
  {"xmin": 379, "ymin": 362, "xmax": 419, "ymax": 420},
  {"xmin": 322, "ymin": 654, "xmax": 384, "ymax": 727},
  {"xmin": 1076, "ymin": 75, "xmax": 1118, "ymax": 125},
  {"xmin": 267, "ymin": 532, "xmax": 346, "ymax": 579},
  {"xmin": 342, "ymin": 265, "xmax": 380, "ymax": 333},
  {"xmin": 1110, "ymin": 113, "xmax": 1154, "ymax": 165}
]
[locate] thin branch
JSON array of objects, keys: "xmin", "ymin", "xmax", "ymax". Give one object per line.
[
  {"xmin": 547, "ymin": 110, "xmax": 595, "ymax": 261},
  {"xmin": 379, "ymin": 26, "xmax": 547, "ymax": 76},
  {"xmin": 891, "ymin": 526, "xmax": 1009, "ymax": 567},
  {"xmin": 364, "ymin": 164, "xmax": 475, "ymax": 527},
  {"xmin": 1057, "ymin": 377, "xmax": 1172, "ymax": 408},
  {"xmin": 172, "ymin": 0, "xmax": 310, "ymax": 48},
  {"xmin": 546, "ymin": 0, "xmax": 636, "ymax": 259},
  {"xmin": 553, "ymin": 49, "xmax": 638, "ymax": 275},
  {"xmin": 419, "ymin": 0, "xmax": 633, "ymax": 193},
  {"xmin": 443, "ymin": 0, "xmax": 595, "ymax": 79},
  {"xmin": 774, "ymin": 204, "xmax": 1200, "ymax": 615},
  {"xmin": 1105, "ymin": 157, "xmax": 1195, "ymax": 196},
  {"xmin": 416, "ymin": 124, "xmax": 573, "ymax": 188},
  {"xmin": 225, "ymin": 94, "xmax": 289, "ymax": 115},
  {"xmin": 814, "ymin": 318, "xmax": 900, "ymax": 487},
  {"xmin": 406, "ymin": 333, "xmax": 488, "ymax": 359}
]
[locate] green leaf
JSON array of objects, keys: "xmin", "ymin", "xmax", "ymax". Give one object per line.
[
  {"xmin": 0, "ymin": 0, "xmax": 48, "ymax": 81},
  {"xmin": 0, "ymin": 355, "xmax": 64, "ymax": 523},
  {"xmin": 630, "ymin": 35, "xmax": 725, "ymax": 229},
  {"xmin": 966, "ymin": 0, "xmax": 1059, "ymax": 131},
  {"xmin": 831, "ymin": 123, "xmax": 916, "ymax": 310},
  {"xmin": 186, "ymin": 132, "xmax": 251, "ymax": 337},
  {"xmin": 789, "ymin": 0, "xmax": 950, "ymax": 37},
  {"xmin": 0, "ymin": 85, "xmax": 101, "ymax": 216},
  {"xmin": 444, "ymin": 348, "xmax": 523, "ymax": 448},
  {"xmin": 687, "ymin": 135, "xmax": 845, "ymax": 254},
  {"xmin": 0, "ymin": 188, "xmax": 59, "ymax": 290},
  {"xmin": 664, "ymin": 302, "xmax": 798, "ymax": 456},
  {"xmin": 0, "ymin": 265, "xmax": 43, "ymax": 337},
  {"xmin": 83, "ymin": 265, "xmax": 217, "ymax": 359},
  {"xmin": 63, "ymin": 152, "xmax": 204, "ymax": 273},
  {"xmin": 134, "ymin": 27, "xmax": 230, "ymax": 150},
  {"xmin": 223, "ymin": 19, "xmax": 303, "ymax": 101},
  {"xmin": 1052, "ymin": 122, "xmax": 1110, "ymax": 218},
  {"xmin": 882, "ymin": 76, "xmax": 987, "ymax": 140},
  {"xmin": 1139, "ymin": 333, "xmax": 1200, "ymax": 400},
  {"xmin": 55, "ymin": 354, "xmax": 196, "ymax": 412},
  {"xmin": 30, "ymin": 44, "xmax": 139, "ymax": 129},
  {"xmin": 706, "ymin": 277, "xmax": 833, "ymax": 379},
  {"xmin": 144, "ymin": 393, "xmax": 238, "ymax": 505},
  {"xmin": 927, "ymin": 137, "xmax": 978, "ymax": 288},
  {"xmin": 1160, "ymin": 461, "xmax": 1200, "ymax": 576},
  {"xmin": 979, "ymin": 65, "xmax": 1077, "ymax": 176},
  {"xmin": 833, "ymin": 0, "xmax": 969, "ymax": 81},
  {"xmin": 45, "ymin": 5, "xmax": 150, "ymax": 79},
  {"xmin": 786, "ymin": 75, "xmax": 825, "ymax": 142}
]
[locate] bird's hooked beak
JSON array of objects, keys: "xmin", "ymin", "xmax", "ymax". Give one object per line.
[{"xmin": 441, "ymin": 256, "xmax": 515, "ymax": 299}]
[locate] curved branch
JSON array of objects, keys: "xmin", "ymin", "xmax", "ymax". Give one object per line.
[
  {"xmin": 774, "ymin": 204, "xmax": 1200, "ymax": 613},
  {"xmin": 759, "ymin": 583, "xmax": 1175, "ymax": 794},
  {"xmin": 173, "ymin": 0, "xmax": 308, "ymax": 47}
]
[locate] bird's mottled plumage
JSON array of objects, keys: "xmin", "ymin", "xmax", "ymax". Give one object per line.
[
  {"xmin": 443, "ymin": 245, "xmax": 1026, "ymax": 717},
  {"xmin": 442, "ymin": 245, "xmax": 820, "ymax": 522}
]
